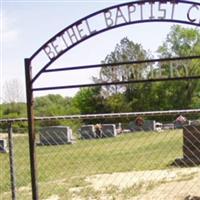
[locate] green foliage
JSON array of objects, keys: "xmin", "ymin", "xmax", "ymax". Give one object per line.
[
  {"xmin": 1, "ymin": 25, "xmax": 200, "ymax": 126},
  {"xmin": 93, "ymin": 26, "xmax": 200, "ymax": 115},
  {"xmin": 0, "ymin": 102, "xmax": 27, "ymax": 132},
  {"xmin": 158, "ymin": 25, "xmax": 200, "ymax": 57},
  {"xmin": 0, "ymin": 95, "xmax": 81, "ymax": 130},
  {"xmin": 73, "ymin": 87, "xmax": 108, "ymax": 114},
  {"xmin": 106, "ymin": 93, "xmax": 129, "ymax": 113},
  {"xmin": 1, "ymin": 102, "xmax": 26, "ymax": 118},
  {"xmin": 72, "ymin": 87, "xmax": 110, "ymax": 124},
  {"xmin": 34, "ymin": 94, "xmax": 80, "ymax": 127},
  {"xmin": 156, "ymin": 25, "xmax": 200, "ymax": 110},
  {"xmin": 34, "ymin": 94, "xmax": 79, "ymax": 116}
]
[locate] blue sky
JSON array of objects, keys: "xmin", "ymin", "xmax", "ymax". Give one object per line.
[{"xmin": 1, "ymin": 0, "xmax": 199, "ymax": 103}]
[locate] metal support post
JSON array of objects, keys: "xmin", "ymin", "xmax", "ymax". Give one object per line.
[
  {"xmin": 8, "ymin": 123, "xmax": 16, "ymax": 200},
  {"xmin": 25, "ymin": 58, "xmax": 39, "ymax": 200}
]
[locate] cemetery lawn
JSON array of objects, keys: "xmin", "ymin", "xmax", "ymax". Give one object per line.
[{"xmin": 0, "ymin": 130, "xmax": 183, "ymax": 199}]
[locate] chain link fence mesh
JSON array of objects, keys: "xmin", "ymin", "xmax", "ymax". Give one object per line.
[
  {"xmin": 1, "ymin": 118, "xmax": 200, "ymax": 200},
  {"xmin": 0, "ymin": 127, "xmax": 31, "ymax": 200}
]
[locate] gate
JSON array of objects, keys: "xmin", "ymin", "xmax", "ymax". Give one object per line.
[{"xmin": 23, "ymin": 0, "xmax": 200, "ymax": 199}]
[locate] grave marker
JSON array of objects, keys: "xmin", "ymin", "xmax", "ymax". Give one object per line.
[
  {"xmin": 0, "ymin": 139, "xmax": 7, "ymax": 153},
  {"xmin": 128, "ymin": 120, "xmax": 157, "ymax": 132},
  {"xmin": 102, "ymin": 124, "xmax": 117, "ymax": 137},
  {"xmin": 39, "ymin": 126, "xmax": 74, "ymax": 145},
  {"xmin": 183, "ymin": 125, "xmax": 200, "ymax": 164},
  {"xmin": 174, "ymin": 125, "xmax": 200, "ymax": 166},
  {"xmin": 80, "ymin": 125, "xmax": 96, "ymax": 139}
]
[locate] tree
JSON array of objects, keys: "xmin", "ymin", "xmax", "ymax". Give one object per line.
[
  {"xmin": 157, "ymin": 25, "xmax": 200, "ymax": 109},
  {"xmin": 93, "ymin": 27, "xmax": 200, "ymax": 113},
  {"xmin": 72, "ymin": 87, "xmax": 110, "ymax": 124},
  {"xmin": 3, "ymin": 79, "xmax": 25, "ymax": 103},
  {"xmin": 73, "ymin": 87, "xmax": 108, "ymax": 114},
  {"xmin": 1, "ymin": 79, "xmax": 26, "ymax": 130},
  {"xmin": 94, "ymin": 37, "xmax": 150, "ymax": 97},
  {"xmin": 105, "ymin": 93, "xmax": 130, "ymax": 113},
  {"xmin": 34, "ymin": 94, "xmax": 80, "ymax": 127},
  {"xmin": 35, "ymin": 94, "xmax": 79, "ymax": 117},
  {"xmin": 158, "ymin": 25, "xmax": 200, "ymax": 57}
]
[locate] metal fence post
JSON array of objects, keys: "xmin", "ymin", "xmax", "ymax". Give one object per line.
[
  {"xmin": 25, "ymin": 58, "xmax": 39, "ymax": 200},
  {"xmin": 8, "ymin": 122, "xmax": 16, "ymax": 200}
]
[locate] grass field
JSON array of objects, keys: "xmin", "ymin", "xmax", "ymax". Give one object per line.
[{"xmin": 0, "ymin": 130, "xmax": 184, "ymax": 199}]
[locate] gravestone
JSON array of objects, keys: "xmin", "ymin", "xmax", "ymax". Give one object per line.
[
  {"xmin": 80, "ymin": 125, "xmax": 96, "ymax": 139},
  {"xmin": 101, "ymin": 124, "xmax": 117, "ymax": 137},
  {"xmin": 80, "ymin": 124, "xmax": 117, "ymax": 139},
  {"xmin": 0, "ymin": 139, "xmax": 7, "ymax": 153},
  {"xmin": 128, "ymin": 120, "xmax": 156, "ymax": 132},
  {"xmin": 117, "ymin": 123, "xmax": 123, "ymax": 134},
  {"xmin": 174, "ymin": 115, "xmax": 189, "ymax": 129},
  {"xmin": 183, "ymin": 125, "xmax": 200, "ymax": 164},
  {"xmin": 174, "ymin": 125, "xmax": 200, "ymax": 166},
  {"xmin": 162, "ymin": 123, "xmax": 175, "ymax": 130},
  {"xmin": 39, "ymin": 126, "xmax": 74, "ymax": 145}
]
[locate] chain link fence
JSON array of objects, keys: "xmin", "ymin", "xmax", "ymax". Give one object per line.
[
  {"xmin": 0, "ymin": 126, "xmax": 31, "ymax": 200},
  {"xmin": 1, "ymin": 115, "xmax": 200, "ymax": 200}
]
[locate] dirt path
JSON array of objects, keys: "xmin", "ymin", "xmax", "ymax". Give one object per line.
[
  {"xmin": 132, "ymin": 172, "xmax": 200, "ymax": 200},
  {"xmin": 3, "ymin": 166, "xmax": 200, "ymax": 200},
  {"xmin": 83, "ymin": 167, "xmax": 200, "ymax": 200}
]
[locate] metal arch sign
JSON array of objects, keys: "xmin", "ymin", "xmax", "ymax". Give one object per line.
[{"xmin": 30, "ymin": 0, "xmax": 200, "ymax": 83}]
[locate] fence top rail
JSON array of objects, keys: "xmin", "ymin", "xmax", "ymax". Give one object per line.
[{"xmin": 0, "ymin": 109, "xmax": 200, "ymax": 124}]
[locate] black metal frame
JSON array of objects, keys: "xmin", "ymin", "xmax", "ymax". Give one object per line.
[{"xmin": 24, "ymin": 0, "xmax": 200, "ymax": 199}]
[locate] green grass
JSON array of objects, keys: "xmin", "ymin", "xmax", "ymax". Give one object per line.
[{"xmin": 0, "ymin": 130, "xmax": 183, "ymax": 199}]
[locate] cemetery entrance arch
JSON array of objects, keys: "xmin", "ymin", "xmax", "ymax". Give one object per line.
[{"xmin": 25, "ymin": 0, "xmax": 200, "ymax": 199}]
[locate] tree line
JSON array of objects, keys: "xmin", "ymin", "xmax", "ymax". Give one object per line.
[{"xmin": 1, "ymin": 25, "xmax": 200, "ymax": 131}]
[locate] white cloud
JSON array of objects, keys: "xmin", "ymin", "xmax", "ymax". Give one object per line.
[
  {"xmin": 3, "ymin": 28, "xmax": 19, "ymax": 42},
  {"xmin": 0, "ymin": 11, "xmax": 19, "ymax": 43}
]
